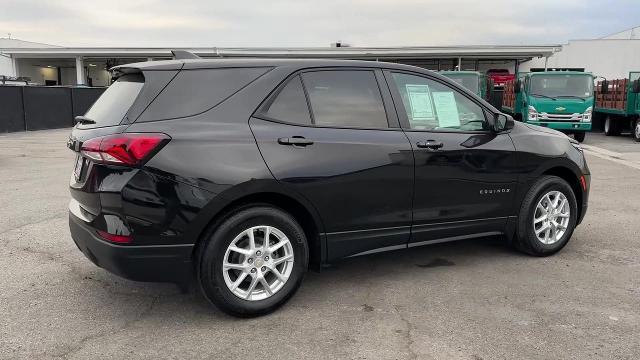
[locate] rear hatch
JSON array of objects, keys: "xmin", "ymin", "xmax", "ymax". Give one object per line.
[
  {"xmin": 67, "ymin": 69, "xmax": 173, "ymax": 240},
  {"xmin": 68, "ymin": 73, "xmax": 145, "ymax": 194}
]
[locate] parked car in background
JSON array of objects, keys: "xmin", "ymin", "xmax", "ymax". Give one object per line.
[
  {"xmin": 0, "ymin": 75, "xmax": 38, "ymax": 86},
  {"xmin": 486, "ymin": 68, "xmax": 515, "ymax": 87},
  {"xmin": 67, "ymin": 58, "xmax": 590, "ymax": 317}
]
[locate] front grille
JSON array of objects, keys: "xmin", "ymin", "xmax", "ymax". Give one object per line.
[{"xmin": 538, "ymin": 113, "xmax": 583, "ymax": 122}]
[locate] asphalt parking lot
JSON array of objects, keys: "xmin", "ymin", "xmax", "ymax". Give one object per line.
[{"xmin": 1, "ymin": 129, "xmax": 639, "ymax": 359}]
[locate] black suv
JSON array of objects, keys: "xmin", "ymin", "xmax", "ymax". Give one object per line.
[{"xmin": 68, "ymin": 59, "xmax": 590, "ymax": 316}]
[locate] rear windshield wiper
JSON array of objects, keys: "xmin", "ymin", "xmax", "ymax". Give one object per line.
[
  {"xmin": 531, "ymin": 93, "xmax": 556, "ymax": 100},
  {"xmin": 555, "ymin": 95, "xmax": 586, "ymax": 101},
  {"xmin": 75, "ymin": 116, "xmax": 96, "ymax": 125}
]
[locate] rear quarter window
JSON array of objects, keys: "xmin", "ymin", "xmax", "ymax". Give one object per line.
[
  {"xmin": 137, "ymin": 67, "xmax": 271, "ymax": 122},
  {"xmin": 80, "ymin": 74, "xmax": 144, "ymax": 128}
]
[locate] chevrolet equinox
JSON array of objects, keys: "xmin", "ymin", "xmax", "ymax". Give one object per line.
[{"xmin": 68, "ymin": 59, "xmax": 590, "ymax": 317}]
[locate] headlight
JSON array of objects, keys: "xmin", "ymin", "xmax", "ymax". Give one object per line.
[
  {"xmin": 582, "ymin": 106, "xmax": 592, "ymax": 122},
  {"xmin": 528, "ymin": 106, "xmax": 538, "ymax": 121}
]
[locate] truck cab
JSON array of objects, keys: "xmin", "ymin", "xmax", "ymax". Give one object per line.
[
  {"xmin": 440, "ymin": 71, "xmax": 489, "ymax": 100},
  {"xmin": 506, "ymin": 71, "xmax": 594, "ymax": 142}
]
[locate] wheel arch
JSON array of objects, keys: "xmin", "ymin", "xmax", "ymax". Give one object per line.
[
  {"xmin": 540, "ymin": 166, "xmax": 583, "ymax": 220},
  {"xmin": 191, "ymin": 188, "xmax": 326, "ymax": 271}
]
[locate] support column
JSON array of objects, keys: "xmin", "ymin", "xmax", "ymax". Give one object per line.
[
  {"xmin": 12, "ymin": 56, "xmax": 19, "ymax": 77},
  {"xmin": 75, "ymin": 56, "xmax": 85, "ymax": 85},
  {"xmin": 544, "ymin": 56, "xmax": 549, "ymax": 71},
  {"xmin": 457, "ymin": 57, "xmax": 462, "ymax": 71}
]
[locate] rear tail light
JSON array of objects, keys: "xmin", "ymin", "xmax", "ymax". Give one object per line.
[
  {"xmin": 97, "ymin": 230, "xmax": 133, "ymax": 244},
  {"xmin": 81, "ymin": 133, "xmax": 170, "ymax": 166}
]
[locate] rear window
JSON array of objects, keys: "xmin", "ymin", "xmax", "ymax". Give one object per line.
[
  {"xmin": 261, "ymin": 75, "xmax": 312, "ymax": 125},
  {"xmin": 137, "ymin": 67, "xmax": 271, "ymax": 122},
  {"xmin": 82, "ymin": 74, "xmax": 144, "ymax": 128}
]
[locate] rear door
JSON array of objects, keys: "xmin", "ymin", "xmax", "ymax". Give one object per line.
[
  {"xmin": 250, "ymin": 69, "xmax": 414, "ymax": 261},
  {"xmin": 384, "ymin": 70, "xmax": 518, "ymax": 246}
]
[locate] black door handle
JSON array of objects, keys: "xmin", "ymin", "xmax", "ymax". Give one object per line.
[
  {"xmin": 278, "ymin": 136, "xmax": 314, "ymax": 146},
  {"xmin": 416, "ymin": 140, "xmax": 444, "ymax": 150}
]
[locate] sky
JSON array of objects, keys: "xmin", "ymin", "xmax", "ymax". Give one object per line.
[{"xmin": 1, "ymin": 0, "xmax": 639, "ymax": 47}]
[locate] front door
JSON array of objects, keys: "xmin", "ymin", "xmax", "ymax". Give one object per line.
[
  {"xmin": 384, "ymin": 70, "xmax": 518, "ymax": 245},
  {"xmin": 251, "ymin": 69, "xmax": 414, "ymax": 260}
]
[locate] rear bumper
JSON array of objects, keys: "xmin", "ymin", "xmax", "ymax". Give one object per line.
[{"xmin": 69, "ymin": 212, "xmax": 194, "ymax": 283}]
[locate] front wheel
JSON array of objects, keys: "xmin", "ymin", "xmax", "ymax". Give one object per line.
[
  {"xmin": 633, "ymin": 119, "xmax": 640, "ymax": 142},
  {"xmin": 198, "ymin": 206, "xmax": 308, "ymax": 317},
  {"xmin": 514, "ymin": 176, "xmax": 578, "ymax": 256},
  {"xmin": 573, "ymin": 132, "xmax": 586, "ymax": 143}
]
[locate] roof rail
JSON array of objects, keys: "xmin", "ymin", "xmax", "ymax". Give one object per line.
[{"xmin": 171, "ymin": 50, "xmax": 201, "ymax": 60}]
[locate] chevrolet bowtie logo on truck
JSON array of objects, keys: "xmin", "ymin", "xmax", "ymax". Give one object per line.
[{"xmin": 556, "ymin": 106, "xmax": 566, "ymax": 111}]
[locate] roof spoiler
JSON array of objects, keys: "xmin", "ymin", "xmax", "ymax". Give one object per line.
[{"xmin": 171, "ymin": 50, "xmax": 201, "ymax": 60}]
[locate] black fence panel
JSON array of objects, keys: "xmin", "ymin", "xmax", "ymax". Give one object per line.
[
  {"xmin": 71, "ymin": 87, "xmax": 106, "ymax": 118},
  {"xmin": 0, "ymin": 86, "xmax": 25, "ymax": 133},
  {"xmin": 22, "ymin": 86, "xmax": 73, "ymax": 131}
]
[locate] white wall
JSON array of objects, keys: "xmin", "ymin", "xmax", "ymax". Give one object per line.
[
  {"xmin": 0, "ymin": 54, "xmax": 15, "ymax": 76},
  {"xmin": 519, "ymin": 39, "xmax": 640, "ymax": 80}
]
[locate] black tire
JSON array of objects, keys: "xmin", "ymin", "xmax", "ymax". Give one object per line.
[
  {"xmin": 514, "ymin": 176, "xmax": 578, "ymax": 256},
  {"xmin": 573, "ymin": 132, "xmax": 586, "ymax": 143},
  {"xmin": 198, "ymin": 205, "xmax": 308, "ymax": 317},
  {"xmin": 604, "ymin": 115, "xmax": 621, "ymax": 136},
  {"xmin": 633, "ymin": 119, "xmax": 640, "ymax": 142}
]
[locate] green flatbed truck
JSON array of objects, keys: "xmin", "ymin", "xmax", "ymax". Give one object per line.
[
  {"xmin": 440, "ymin": 71, "xmax": 490, "ymax": 100},
  {"xmin": 594, "ymin": 72, "xmax": 640, "ymax": 142},
  {"xmin": 502, "ymin": 71, "xmax": 594, "ymax": 142}
]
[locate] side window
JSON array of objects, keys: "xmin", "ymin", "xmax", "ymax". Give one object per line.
[
  {"xmin": 301, "ymin": 70, "xmax": 388, "ymax": 128},
  {"xmin": 262, "ymin": 75, "xmax": 312, "ymax": 125},
  {"xmin": 390, "ymin": 72, "xmax": 488, "ymax": 132}
]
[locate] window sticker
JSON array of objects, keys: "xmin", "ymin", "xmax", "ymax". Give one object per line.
[
  {"xmin": 405, "ymin": 84, "xmax": 434, "ymax": 124},
  {"xmin": 432, "ymin": 91, "xmax": 460, "ymax": 128}
]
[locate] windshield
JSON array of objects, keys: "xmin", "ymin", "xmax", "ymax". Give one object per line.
[
  {"xmin": 445, "ymin": 74, "xmax": 480, "ymax": 94},
  {"xmin": 529, "ymin": 74, "xmax": 593, "ymax": 98},
  {"xmin": 81, "ymin": 74, "xmax": 144, "ymax": 128}
]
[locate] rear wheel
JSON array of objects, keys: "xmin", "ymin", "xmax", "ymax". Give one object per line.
[
  {"xmin": 514, "ymin": 176, "xmax": 578, "ymax": 256},
  {"xmin": 633, "ymin": 119, "xmax": 640, "ymax": 142},
  {"xmin": 573, "ymin": 132, "xmax": 586, "ymax": 143},
  {"xmin": 604, "ymin": 115, "xmax": 621, "ymax": 136},
  {"xmin": 198, "ymin": 206, "xmax": 308, "ymax": 317}
]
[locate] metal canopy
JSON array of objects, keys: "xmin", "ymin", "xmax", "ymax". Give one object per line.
[{"xmin": 2, "ymin": 44, "xmax": 560, "ymax": 61}]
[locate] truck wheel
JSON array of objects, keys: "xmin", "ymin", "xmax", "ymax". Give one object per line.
[
  {"xmin": 633, "ymin": 119, "xmax": 640, "ymax": 142},
  {"xmin": 604, "ymin": 116, "xmax": 621, "ymax": 136},
  {"xmin": 604, "ymin": 116, "xmax": 614, "ymax": 136},
  {"xmin": 573, "ymin": 132, "xmax": 586, "ymax": 143},
  {"xmin": 198, "ymin": 205, "xmax": 308, "ymax": 317},
  {"xmin": 513, "ymin": 176, "xmax": 578, "ymax": 256}
]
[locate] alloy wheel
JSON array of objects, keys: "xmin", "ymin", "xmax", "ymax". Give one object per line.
[
  {"xmin": 533, "ymin": 191, "xmax": 571, "ymax": 245},
  {"xmin": 222, "ymin": 225, "xmax": 295, "ymax": 301}
]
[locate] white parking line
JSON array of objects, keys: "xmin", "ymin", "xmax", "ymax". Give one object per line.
[{"xmin": 581, "ymin": 144, "xmax": 640, "ymax": 171}]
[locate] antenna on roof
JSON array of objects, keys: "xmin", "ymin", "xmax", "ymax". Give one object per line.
[{"xmin": 171, "ymin": 50, "xmax": 201, "ymax": 60}]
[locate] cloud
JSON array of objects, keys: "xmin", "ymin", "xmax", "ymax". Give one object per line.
[{"xmin": 0, "ymin": 0, "xmax": 638, "ymax": 47}]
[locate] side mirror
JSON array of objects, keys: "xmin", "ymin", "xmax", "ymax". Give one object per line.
[
  {"xmin": 514, "ymin": 79, "xmax": 522, "ymax": 93},
  {"xmin": 633, "ymin": 79, "xmax": 640, "ymax": 93},
  {"xmin": 601, "ymin": 80, "xmax": 609, "ymax": 94},
  {"xmin": 494, "ymin": 113, "xmax": 514, "ymax": 132}
]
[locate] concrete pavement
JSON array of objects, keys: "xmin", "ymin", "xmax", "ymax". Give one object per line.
[{"xmin": 1, "ymin": 129, "xmax": 639, "ymax": 359}]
